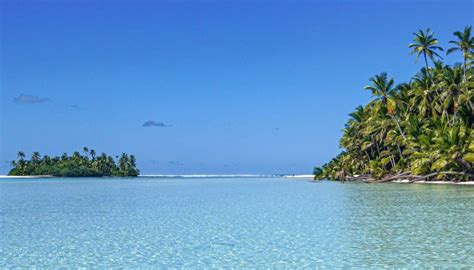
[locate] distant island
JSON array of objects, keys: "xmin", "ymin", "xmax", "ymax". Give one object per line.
[
  {"xmin": 8, "ymin": 147, "xmax": 140, "ymax": 177},
  {"xmin": 314, "ymin": 26, "xmax": 473, "ymax": 183}
]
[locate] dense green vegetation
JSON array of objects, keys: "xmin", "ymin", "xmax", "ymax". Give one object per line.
[
  {"xmin": 314, "ymin": 26, "xmax": 474, "ymax": 182},
  {"xmin": 8, "ymin": 147, "xmax": 140, "ymax": 177}
]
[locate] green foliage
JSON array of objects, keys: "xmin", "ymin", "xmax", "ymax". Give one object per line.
[
  {"xmin": 315, "ymin": 26, "xmax": 474, "ymax": 181},
  {"xmin": 8, "ymin": 148, "xmax": 140, "ymax": 177}
]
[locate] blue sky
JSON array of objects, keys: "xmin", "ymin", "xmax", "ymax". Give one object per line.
[{"xmin": 1, "ymin": 0, "xmax": 472, "ymax": 174}]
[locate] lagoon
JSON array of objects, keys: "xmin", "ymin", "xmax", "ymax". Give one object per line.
[{"xmin": 1, "ymin": 177, "xmax": 473, "ymax": 267}]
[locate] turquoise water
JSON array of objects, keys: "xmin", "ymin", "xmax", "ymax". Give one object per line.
[{"xmin": 1, "ymin": 177, "xmax": 473, "ymax": 268}]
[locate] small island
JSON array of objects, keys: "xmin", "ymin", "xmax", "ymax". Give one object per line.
[
  {"xmin": 8, "ymin": 147, "xmax": 140, "ymax": 177},
  {"xmin": 314, "ymin": 26, "xmax": 474, "ymax": 183}
]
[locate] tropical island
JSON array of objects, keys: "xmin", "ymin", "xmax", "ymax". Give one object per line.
[
  {"xmin": 8, "ymin": 147, "xmax": 140, "ymax": 177},
  {"xmin": 314, "ymin": 26, "xmax": 474, "ymax": 183}
]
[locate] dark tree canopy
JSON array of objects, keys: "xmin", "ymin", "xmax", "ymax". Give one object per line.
[{"xmin": 9, "ymin": 148, "xmax": 140, "ymax": 177}]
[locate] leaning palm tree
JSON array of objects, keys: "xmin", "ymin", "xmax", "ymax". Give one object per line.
[
  {"xmin": 313, "ymin": 167, "xmax": 324, "ymax": 180},
  {"xmin": 447, "ymin": 26, "xmax": 474, "ymax": 82},
  {"xmin": 409, "ymin": 28, "xmax": 444, "ymax": 74},
  {"xmin": 365, "ymin": 73, "xmax": 408, "ymax": 141}
]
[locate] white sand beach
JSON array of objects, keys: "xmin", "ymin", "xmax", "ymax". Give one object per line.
[
  {"xmin": 0, "ymin": 175, "xmax": 54, "ymax": 179},
  {"xmin": 284, "ymin": 175, "xmax": 315, "ymax": 179},
  {"xmin": 391, "ymin": 179, "xmax": 474, "ymax": 185}
]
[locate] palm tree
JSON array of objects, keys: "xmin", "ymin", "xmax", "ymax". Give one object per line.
[
  {"xmin": 129, "ymin": 155, "xmax": 137, "ymax": 167},
  {"xmin": 72, "ymin": 151, "xmax": 81, "ymax": 161},
  {"xmin": 17, "ymin": 151, "xmax": 25, "ymax": 160},
  {"xmin": 43, "ymin": 155, "xmax": 52, "ymax": 166},
  {"xmin": 15, "ymin": 151, "xmax": 26, "ymax": 174},
  {"xmin": 83, "ymin": 147, "xmax": 89, "ymax": 157},
  {"xmin": 364, "ymin": 73, "xmax": 407, "ymax": 141},
  {"xmin": 31, "ymin": 152, "xmax": 41, "ymax": 164},
  {"xmin": 119, "ymin": 153, "xmax": 129, "ymax": 174},
  {"xmin": 447, "ymin": 26, "xmax": 474, "ymax": 82},
  {"xmin": 313, "ymin": 167, "xmax": 323, "ymax": 179},
  {"xmin": 439, "ymin": 65, "xmax": 463, "ymax": 123},
  {"xmin": 341, "ymin": 106, "xmax": 373, "ymax": 163},
  {"xmin": 90, "ymin": 149, "xmax": 96, "ymax": 160},
  {"xmin": 409, "ymin": 69, "xmax": 438, "ymax": 118},
  {"xmin": 409, "ymin": 28, "xmax": 444, "ymax": 75}
]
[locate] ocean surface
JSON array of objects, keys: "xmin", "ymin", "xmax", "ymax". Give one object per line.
[{"xmin": 1, "ymin": 177, "xmax": 473, "ymax": 268}]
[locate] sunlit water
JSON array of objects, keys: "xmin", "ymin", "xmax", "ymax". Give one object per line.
[{"xmin": 1, "ymin": 177, "xmax": 473, "ymax": 268}]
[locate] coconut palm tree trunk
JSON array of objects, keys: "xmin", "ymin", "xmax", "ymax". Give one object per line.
[
  {"xmin": 391, "ymin": 115, "xmax": 407, "ymax": 141},
  {"xmin": 364, "ymin": 150, "xmax": 371, "ymax": 161},
  {"xmin": 423, "ymin": 52, "xmax": 430, "ymax": 71},
  {"xmin": 423, "ymin": 52, "xmax": 436, "ymax": 85},
  {"xmin": 395, "ymin": 143, "xmax": 403, "ymax": 158},
  {"xmin": 372, "ymin": 136, "xmax": 381, "ymax": 158},
  {"xmin": 463, "ymin": 55, "xmax": 467, "ymax": 83},
  {"xmin": 389, "ymin": 155, "xmax": 396, "ymax": 168}
]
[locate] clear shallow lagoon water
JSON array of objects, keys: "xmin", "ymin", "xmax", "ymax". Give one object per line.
[{"xmin": 1, "ymin": 177, "xmax": 473, "ymax": 268}]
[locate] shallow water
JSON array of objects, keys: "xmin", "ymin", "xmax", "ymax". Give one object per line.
[{"xmin": 1, "ymin": 177, "xmax": 473, "ymax": 268}]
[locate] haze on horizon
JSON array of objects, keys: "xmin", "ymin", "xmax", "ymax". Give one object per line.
[{"xmin": 1, "ymin": 0, "xmax": 472, "ymax": 174}]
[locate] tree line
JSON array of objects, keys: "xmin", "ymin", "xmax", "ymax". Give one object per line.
[
  {"xmin": 9, "ymin": 147, "xmax": 140, "ymax": 177},
  {"xmin": 314, "ymin": 26, "xmax": 473, "ymax": 182}
]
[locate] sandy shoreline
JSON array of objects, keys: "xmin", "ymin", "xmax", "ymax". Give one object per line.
[
  {"xmin": 391, "ymin": 179, "xmax": 474, "ymax": 185},
  {"xmin": 284, "ymin": 175, "xmax": 315, "ymax": 179},
  {"xmin": 0, "ymin": 175, "xmax": 54, "ymax": 179},
  {"xmin": 1, "ymin": 175, "xmax": 473, "ymax": 185}
]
